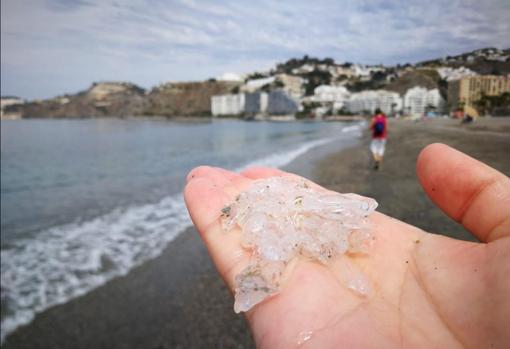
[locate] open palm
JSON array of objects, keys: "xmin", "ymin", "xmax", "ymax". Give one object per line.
[{"xmin": 184, "ymin": 144, "xmax": 509, "ymax": 349}]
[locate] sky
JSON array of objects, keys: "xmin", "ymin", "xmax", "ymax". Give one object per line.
[{"xmin": 1, "ymin": 0, "xmax": 509, "ymax": 100}]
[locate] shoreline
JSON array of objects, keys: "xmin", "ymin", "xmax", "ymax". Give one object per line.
[
  {"xmin": 2, "ymin": 122, "xmax": 362, "ymax": 348},
  {"xmin": 3, "ymin": 118, "xmax": 510, "ymax": 348}
]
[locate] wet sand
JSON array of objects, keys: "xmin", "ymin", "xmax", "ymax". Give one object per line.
[{"xmin": 4, "ymin": 117, "xmax": 510, "ymax": 348}]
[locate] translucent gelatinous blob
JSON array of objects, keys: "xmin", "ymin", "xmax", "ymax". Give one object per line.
[
  {"xmin": 297, "ymin": 330, "xmax": 314, "ymax": 346},
  {"xmin": 221, "ymin": 177, "xmax": 378, "ymax": 313}
]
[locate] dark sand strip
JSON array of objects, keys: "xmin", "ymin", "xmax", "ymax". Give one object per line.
[{"xmin": 4, "ymin": 118, "xmax": 509, "ymax": 348}]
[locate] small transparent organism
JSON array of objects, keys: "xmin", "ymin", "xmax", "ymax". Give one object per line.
[{"xmin": 220, "ymin": 177, "xmax": 378, "ymax": 313}]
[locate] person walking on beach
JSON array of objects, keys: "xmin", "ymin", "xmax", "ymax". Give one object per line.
[{"xmin": 369, "ymin": 108, "xmax": 387, "ymax": 170}]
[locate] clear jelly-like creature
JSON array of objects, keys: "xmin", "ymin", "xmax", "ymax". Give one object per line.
[{"xmin": 220, "ymin": 177, "xmax": 378, "ymax": 313}]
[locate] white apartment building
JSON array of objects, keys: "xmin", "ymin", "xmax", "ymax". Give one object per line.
[
  {"xmin": 346, "ymin": 90, "xmax": 402, "ymax": 115},
  {"xmin": 313, "ymin": 85, "xmax": 349, "ymax": 102},
  {"xmin": 352, "ymin": 65, "xmax": 386, "ymax": 78},
  {"xmin": 403, "ymin": 87, "xmax": 445, "ymax": 116},
  {"xmin": 211, "ymin": 94, "xmax": 246, "ymax": 116},
  {"xmin": 212, "ymin": 90, "xmax": 298, "ymax": 117},
  {"xmin": 436, "ymin": 67, "xmax": 477, "ymax": 81},
  {"xmin": 377, "ymin": 90, "xmax": 403, "ymax": 114},
  {"xmin": 347, "ymin": 91, "xmax": 378, "ymax": 113}
]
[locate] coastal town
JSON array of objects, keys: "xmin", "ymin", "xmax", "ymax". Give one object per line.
[
  {"xmin": 1, "ymin": 47, "xmax": 509, "ymax": 120},
  {"xmin": 211, "ymin": 47, "xmax": 510, "ymax": 120}
]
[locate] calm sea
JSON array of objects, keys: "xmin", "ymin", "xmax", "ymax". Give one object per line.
[{"xmin": 0, "ymin": 118, "xmax": 362, "ymax": 340}]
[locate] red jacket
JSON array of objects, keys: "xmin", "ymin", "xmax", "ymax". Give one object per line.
[{"xmin": 370, "ymin": 114, "xmax": 387, "ymax": 139}]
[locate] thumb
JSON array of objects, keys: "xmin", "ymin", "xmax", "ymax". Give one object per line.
[{"xmin": 416, "ymin": 143, "xmax": 510, "ymax": 242}]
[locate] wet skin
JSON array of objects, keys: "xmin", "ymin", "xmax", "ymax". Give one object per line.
[{"xmin": 184, "ymin": 143, "xmax": 510, "ymax": 349}]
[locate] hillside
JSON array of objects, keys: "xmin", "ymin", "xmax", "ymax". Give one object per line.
[
  {"xmin": 417, "ymin": 47, "xmax": 510, "ymax": 75},
  {"xmin": 6, "ymin": 47, "xmax": 509, "ymax": 118},
  {"xmin": 143, "ymin": 81, "xmax": 240, "ymax": 117},
  {"xmin": 8, "ymin": 81, "xmax": 241, "ymax": 118},
  {"xmin": 385, "ymin": 70, "xmax": 441, "ymax": 95},
  {"xmin": 13, "ymin": 82, "xmax": 147, "ymax": 118}
]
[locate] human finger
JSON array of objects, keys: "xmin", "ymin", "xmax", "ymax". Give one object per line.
[
  {"xmin": 416, "ymin": 143, "xmax": 510, "ymax": 242},
  {"xmin": 184, "ymin": 167, "xmax": 252, "ymax": 288}
]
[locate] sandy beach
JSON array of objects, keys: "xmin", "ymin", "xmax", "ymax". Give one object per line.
[{"xmin": 3, "ymin": 117, "xmax": 510, "ymax": 349}]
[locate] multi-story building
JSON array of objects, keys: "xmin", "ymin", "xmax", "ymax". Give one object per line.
[
  {"xmin": 346, "ymin": 90, "xmax": 402, "ymax": 115},
  {"xmin": 266, "ymin": 90, "xmax": 299, "ymax": 115},
  {"xmin": 403, "ymin": 87, "xmax": 445, "ymax": 116},
  {"xmin": 212, "ymin": 90, "xmax": 298, "ymax": 117},
  {"xmin": 448, "ymin": 75, "xmax": 510, "ymax": 111},
  {"xmin": 245, "ymin": 92, "xmax": 268, "ymax": 116},
  {"xmin": 346, "ymin": 91, "xmax": 378, "ymax": 114},
  {"xmin": 376, "ymin": 90, "xmax": 402, "ymax": 115},
  {"xmin": 313, "ymin": 85, "xmax": 350, "ymax": 103},
  {"xmin": 312, "ymin": 85, "xmax": 350, "ymax": 110},
  {"xmin": 211, "ymin": 94, "xmax": 246, "ymax": 116},
  {"xmin": 436, "ymin": 67, "xmax": 477, "ymax": 81}
]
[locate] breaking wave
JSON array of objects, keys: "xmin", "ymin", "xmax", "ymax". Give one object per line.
[{"xmin": 0, "ymin": 123, "xmax": 362, "ymax": 341}]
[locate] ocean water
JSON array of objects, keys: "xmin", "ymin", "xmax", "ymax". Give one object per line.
[{"xmin": 0, "ymin": 118, "xmax": 362, "ymax": 340}]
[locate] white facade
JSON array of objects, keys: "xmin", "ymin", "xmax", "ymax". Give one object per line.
[
  {"xmin": 211, "ymin": 94, "xmax": 246, "ymax": 116},
  {"xmin": 346, "ymin": 90, "xmax": 402, "ymax": 115},
  {"xmin": 352, "ymin": 65, "xmax": 386, "ymax": 78},
  {"xmin": 436, "ymin": 67, "xmax": 477, "ymax": 81},
  {"xmin": 245, "ymin": 92, "xmax": 268, "ymax": 115},
  {"xmin": 377, "ymin": 90, "xmax": 403, "ymax": 114},
  {"xmin": 347, "ymin": 91, "xmax": 379, "ymax": 113},
  {"xmin": 313, "ymin": 85, "xmax": 350, "ymax": 104},
  {"xmin": 403, "ymin": 87, "xmax": 445, "ymax": 116}
]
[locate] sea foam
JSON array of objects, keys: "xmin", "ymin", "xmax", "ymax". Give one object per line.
[{"xmin": 0, "ymin": 122, "xmax": 363, "ymax": 342}]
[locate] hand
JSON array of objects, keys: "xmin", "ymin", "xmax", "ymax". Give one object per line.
[{"xmin": 184, "ymin": 143, "xmax": 510, "ymax": 349}]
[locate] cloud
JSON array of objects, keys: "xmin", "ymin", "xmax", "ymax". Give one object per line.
[{"xmin": 1, "ymin": 0, "xmax": 509, "ymax": 99}]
